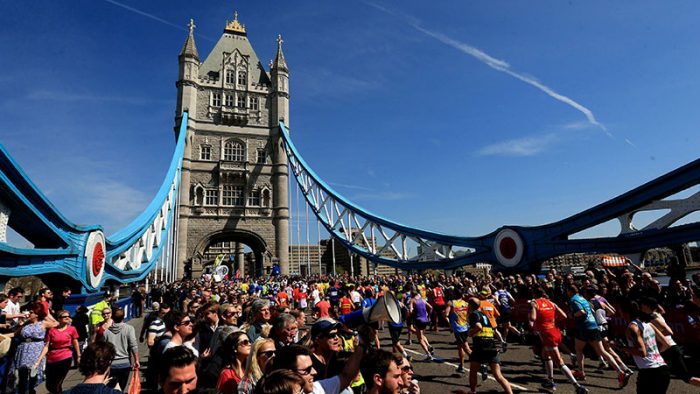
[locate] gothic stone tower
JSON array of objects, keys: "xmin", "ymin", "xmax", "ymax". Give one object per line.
[{"xmin": 175, "ymin": 13, "xmax": 290, "ymax": 278}]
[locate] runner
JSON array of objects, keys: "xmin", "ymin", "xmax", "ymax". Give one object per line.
[
  {"xmin": 567, "ymin": 285, "xmax": 632, "ymax": 388},
  {"xmin": 530, "ymin": 287, "xmax": 588, "ymax": 393},
  {"xmin": 408, "ymin": 290, "xmax": 434, "ymax": 361},
  {"xmin": 494, "ymin": 281, "xmax": 522, "ymax": 348},
  {"xmin": 466, "ymin": 297, "xmax": 513, "ymax": 394},
  {"xmin": 444, "ymin": 289, "xmax": 471, "ymax": 374}
]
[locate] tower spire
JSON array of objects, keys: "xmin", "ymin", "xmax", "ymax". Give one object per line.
[
  {"xmin": 272, "ymin": 34, "xmax": 288, "ymax": 72},
  {"xmin": 180, "ymin": 18, "xmax": 199, "ymax": 60}
]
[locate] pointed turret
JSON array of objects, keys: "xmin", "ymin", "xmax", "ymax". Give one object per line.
[
  {"xmin": 176, "ymin": 19, "xmax": 200, "ymax": 127},
  {"xmin": 180, "ymin": 19, "xmax": 200, "ymax": 61},
  {"xmin": 272, "ymin": 34, "xmax": 288, "ymax": 72}
]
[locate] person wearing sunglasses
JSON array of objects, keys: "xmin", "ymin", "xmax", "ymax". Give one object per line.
[
  {"xmin": 271, "ymin": 338, "xmax": 365, "ymax": 393},
  {"xmin": 393, "ymin": 354, "xmax": 419, "ymax": 394},
  {"xmin": 209, "ymin": 305, "xmax": 241, "ymax": 357},
  {"xmin": 91, "ymin": 308, "xmax": 113, "ymax": 342},
  {"xmin": 239, "ymin": 338, "xmax": 276, "ymax": 394},
  {"xmin": 35, "ymin": 310, "xmax": 80, "ymax": 394},
  {"xmin": 217, "ymin": 332, "xmax": 252, "ymax": 394},
  {"xmin": 163, "ymin": 311, "xmax": 199, "ymax": 357},
  {"xmin": 310, "ymin": 319, "xmax": 343, "ymax": 380}
]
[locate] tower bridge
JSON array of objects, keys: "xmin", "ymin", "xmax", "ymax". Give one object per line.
[{"xmin": 2, "ymin": 12, "xmax": 700, "ymax": 293}]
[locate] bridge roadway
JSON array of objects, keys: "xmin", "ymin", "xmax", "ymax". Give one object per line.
[{"xmin": 37, "ymin": 316, "xmax": 697, "ymax": 393}]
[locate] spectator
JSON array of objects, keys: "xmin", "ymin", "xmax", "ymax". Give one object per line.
[
  {"xmin": 360, "ymin": 349, "xmax": 403, "ymax": 394},
  {"xmin": 253, "ymin": 369, "xmax": 305, "ymax": 394},
  {"xmin": 72, "ymin": 306, "xmax": 90, "ymax": 351},
  {"xmin": 11, "ymin": 304, "xmax": 57, "ymax": 394},
  {"xmin": 37, "ymin": 310, "xmax": 80, "ymax": 393},
  {"xmin": 52, "ymin": 287, "xmax": 71, "ymax": 314},
  {"xmin": 163, "ymin": 310, "xmax": 198, "ymax": 356},
  {"xmin": 102, "ymin": 308, "xmax": 139, "ymax": 390},
  {"xmin": 159, "ymin": 346, "xmax": 198, "ymax": 394},
  {"xmin": 310, "ymin": 319, "xmax": 343, "ymax": 380},
  {"xmin": 216, "ymin": 331, "xmax": 251, "ymax": 393},
  {"xmin": 245, "ymin": 299, "xmax": 271, "ymax": 343},
  {"xmin": 63, "ymin": 342, "xmax": 121, "ymax": 394},
  {"xmin": 238, "ymin": 338, "xmax": 276, "ymax": 394},
  {"xmin": 271, "ymin": 313, "xmax": 298, "ymax": 348},
  {"xmin": 145, "ymin": 302, "xmax": 171, "ymax": 347},
  {"xmin": 195, "ymin": 301, "xmax": 219, "ymax": 356}
]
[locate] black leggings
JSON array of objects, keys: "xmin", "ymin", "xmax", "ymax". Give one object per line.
[
  {"xmin": 45, "ymin": 358, "xmax": 72, "ymax": 394},
  {"xmin": 16, "ymin": 367, "xmax": 38, "ymax": 394},
  {"xmin": 661, "ymin": 345, "xmax": 692, "ymax": 382},
  {"xmin": 636, "ymin": 365, "xmax": 670, "ymax": 394}
]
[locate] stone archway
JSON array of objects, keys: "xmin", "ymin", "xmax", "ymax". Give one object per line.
[{"xmin": 191, "ymin": 229, "xmax": 268, "ymax": 277}]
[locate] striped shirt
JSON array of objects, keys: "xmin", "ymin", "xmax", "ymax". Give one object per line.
[{"xmin": 147, "ymin": 317, "xmax": 166, "ymax": 339}]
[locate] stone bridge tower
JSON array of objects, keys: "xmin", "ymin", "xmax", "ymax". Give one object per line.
[{"xmin": 174, "ymin": 13, "xmax": 289, "ymax": 278}]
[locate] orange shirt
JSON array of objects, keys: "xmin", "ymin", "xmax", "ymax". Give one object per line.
[
  {"xmin": 478, "ymin": 300, "xmax": 500, "ymax": 328},
  {"xmin": 277, "ymin": 291, "xmax": 289, "ymax": 307}
]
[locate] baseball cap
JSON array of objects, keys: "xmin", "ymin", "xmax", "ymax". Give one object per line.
[{"xmin": 311, "ymin": 319, "xmax": 341, "ymax": 339}]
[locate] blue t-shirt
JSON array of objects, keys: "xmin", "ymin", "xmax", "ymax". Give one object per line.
[
  {"xmin": 495, "ymin": 289, "xmax": 512, "ymax": 311},
  {"xmin": 569, "ymin": 294, "xmax": 598, "ymax": 331}
]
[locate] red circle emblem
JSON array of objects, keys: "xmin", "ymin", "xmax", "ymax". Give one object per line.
[
  {"xmin": 92, "ymin": 242, "xmax": 105, "ymax": 276},
  {"xmin": 499, "ymin": 237, "xmax": 517, "ymax": 259}
]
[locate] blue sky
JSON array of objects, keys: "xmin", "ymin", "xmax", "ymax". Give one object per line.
[{"xmin": 2, "ymin": 1, "xmax": 700, "ymax": 247}]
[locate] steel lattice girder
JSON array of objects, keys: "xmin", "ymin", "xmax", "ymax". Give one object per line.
[{"xmin": 279, "ymin": 122, "xmax": 700, "ymax": 271}]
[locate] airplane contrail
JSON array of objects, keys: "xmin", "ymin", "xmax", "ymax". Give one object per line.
[{"xmin": 364, "ymin": 1, "xmax": 612, "ymax": 137}]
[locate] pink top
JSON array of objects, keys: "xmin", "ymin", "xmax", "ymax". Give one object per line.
[{"xmin": 45, "ymin": 326, "xmax": 78, "ymax": 364}]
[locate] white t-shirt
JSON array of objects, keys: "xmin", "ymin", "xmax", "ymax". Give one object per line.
[
  {"xmin": 313, "ymin": 376, "xmax": 341, "ymax": 394},
  {"xmin": 311, "ymin": 289, "xmax": 321, "ymax": 306},
  {"xmin": 3, "ymin": 300, "xmax": 20, "ymax": 324},
  {"xmin": 350, "ymin": 291, "xmax": 362, "ymax": 304}
]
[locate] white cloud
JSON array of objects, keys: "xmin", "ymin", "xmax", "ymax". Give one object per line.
[{"xmin": 477, "ymin": 133, "xmax": 558, "ymax": 157}]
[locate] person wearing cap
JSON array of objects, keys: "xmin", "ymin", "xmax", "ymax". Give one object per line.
[
  {"xmin": 477, "ymin": 287, "xmax": 504, "ymax": 346},
  {"xmin": 467, "ymin": 297, "xmax": 513, "ymax": 394},
  {"xmin": 638, "ymin": 296, "xmax": 700, "ymax": 388},
  {"xmin": 310, "ymin": 319, "xmax": 343, "ymax": 380}
]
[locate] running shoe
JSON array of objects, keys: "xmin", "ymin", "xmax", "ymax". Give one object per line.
[
  {"xmin": 541, "ymin": 380, "xmax": 556, "ymax": 391},
  {"xmin": 425, "ymin": 355, "xmax": 434, "ymax": 362},
  {"xmin": 618, "ymin": 370, "xmax": 632, "ymax": 388},
  {"xmin": 428, "ymin": 345, "xmax": 434, "ymax": 354},
  {"xmin": 571, "ymin": 370, "xmax": 586, "ymax": 381},
  {"xmin": 455, "ymin": 366, "xmax": 466, "ymax": 374},
  {"xmin": 480, "ymin": 364, "xmax": 488, "ymax": 381},
  {"xmin": 575, "ymin": 385, "xmax": 589, "ymax": 394}
]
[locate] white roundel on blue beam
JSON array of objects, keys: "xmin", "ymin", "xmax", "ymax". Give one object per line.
[
  {"xmin": 494, "ymin": 228, "xmax": 524, "ymax": 268},
  {"xmin": 84, "ymin": 231, "xmax": 106, "ymax": 288}
]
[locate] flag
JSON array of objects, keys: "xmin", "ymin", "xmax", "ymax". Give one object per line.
[
  {"xmin": 234, "ymin": 268, "xmax": 241, "ymax": 279},
  {"xmin": 601, "ymin": 255, "xmax": 630, "ymax": 267},
  {"xmin": 214, "ymin": 254, "xmax": 225, "ymax": 267}
]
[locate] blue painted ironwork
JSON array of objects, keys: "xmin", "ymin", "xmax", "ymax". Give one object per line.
[
  {"xmin": 0, "ymin": 113, "xmax": 188, "ymax": 291},
  {"xmin": 280, "ymin": 122, "xmax": 700, "ymax": 271}
]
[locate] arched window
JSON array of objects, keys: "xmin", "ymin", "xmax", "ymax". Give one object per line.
[
  {"xmin": 223, "ymin": 140, "xmax": 245, "ymax": 162},
  {"xmin": 238, "ymin": 70, "xmax": 247, "ymax": 85},
  {"xmin": 226, "ymin": 70, "xmax": 235, "ymax": 84},
  {"xmin": 193, "ymin": 185, "xmax": 205, "ymax": 206},
  {"xmin": 262, "ymin": 188, "xmax": 271, "ymax": 207}
]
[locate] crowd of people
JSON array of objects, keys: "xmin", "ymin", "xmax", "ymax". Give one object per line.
[{"xmin": 0, "ymin": 262, "xmax": 698, "ymax": 394}]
